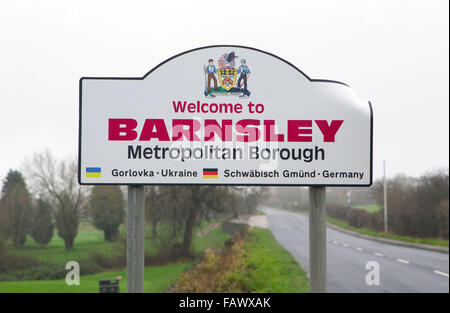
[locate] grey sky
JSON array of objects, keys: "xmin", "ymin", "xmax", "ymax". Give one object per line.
[{"xmin": 0, "ymin": 0, "xmax": 448, "ymax": 181}]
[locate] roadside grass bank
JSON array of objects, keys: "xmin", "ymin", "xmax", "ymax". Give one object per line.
[
  {"xmin": 277, "ymin": 207, "xmax": 448, "ymax": 248},
  {"xmin": 327, "ymin": 216, "xmax": 449, "ymax": 247},
  {"xmin": 176, "ymin": 227, "xmax": 309, "ymax": 293}
]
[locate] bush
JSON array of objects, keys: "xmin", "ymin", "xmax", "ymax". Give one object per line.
[
  {"xmin": 87, "ymin": 251, "xmax": 125, "ymax": 270},
  {"xmin": 30, "ymin": 198, "xmax": 54, "ymax": 246},
  {"xmin": 436, "ymin": 199, "xmax": 449, "ymax": 239},
  {"xmin": 0, "ymin": 235, "xmax": 5, "ymax": 256},
  {"xmin": 371, "ymin": 170, "xmax": 449, "ymax": 239},
  {"xmin": 0, "ymin": 252, "xmax": 40, "ymax": 274},
  {"xmin": 369, "ymin": 212, "xmax": 384, "ymax": 232},
  {"xmin": 327, "ymin": 203, "xmax": 383, "ymax": 232},
  {"xmin": 177, "ymin": 238, "xmax": 248, "ymax": 292},
  {"xmin": 346, "ymin": 208, "xmax": 371, "ymax": 228},
  {"xmin": 89, "ymin": 186, "xmax": 124, "ymax": 242},
  {"xmin": 327, "ymin": 203, "xmax": 351, "ymax": 220},
  {"xmin": 329, "ymin": 170, "xmax": 450, "ymax": 240},
  {"xmin": 0, "ymin": 251, "xmax": 60, "ymax": 281},
  {"xmin": 0, "ymin": 263, "xmax": 67, "ymax": 281}
]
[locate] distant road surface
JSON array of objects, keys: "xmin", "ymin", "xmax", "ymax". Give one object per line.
[{"xmin": 265, "ymin": 207, "xmax": 449, "ymax": 293}]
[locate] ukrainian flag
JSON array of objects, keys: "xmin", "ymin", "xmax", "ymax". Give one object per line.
[{"xmin": 86, "ymin": 167, "xmax": 101, "ymax": 178}]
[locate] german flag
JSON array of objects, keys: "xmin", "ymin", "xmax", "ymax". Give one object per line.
[{"xmin": 203, "ymin": 168, "xmax": 218, "ymax": 179}]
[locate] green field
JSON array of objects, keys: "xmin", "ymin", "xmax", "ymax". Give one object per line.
[
  {"xmin": 9, "ymin": 223, "xmax": 229, "ymax": 264},
  {"xmin": 352, "ymin": 204, "xmax": 381, "ymax": 213},
  {"xmin": 10, "ymin": 228, "xmax": 122, "ymax": 266},
  {"xmin": 0, "ymin": 223, "xmax": 231, "ymax": 292},
  {"xmin": 239, "ymin": 228, "xmax": 309, "ymax": 293},
  {"xmin": 0, "ymin": 262, "xmax": 192, "ymax": 293}
]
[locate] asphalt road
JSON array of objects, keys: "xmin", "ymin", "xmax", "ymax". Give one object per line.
[{"xmin": 265, "ymin": 207, "xmax": 449, "ymax": 293}]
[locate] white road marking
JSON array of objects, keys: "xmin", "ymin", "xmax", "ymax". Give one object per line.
[
  {"xmin": 356, "ymin": 247, "xmax": 364, "ymax": 251},
  {"xmin": 343, "ymin": 244, "xmax": 349, "ymax": 247},
  {"xmin": 397, "ymin": 259, "xmax": 410, "ymax": 264},
  {"xmin": 333, "ymin": 241, "xmax": 338, "ymax": 244},
  {"xmin": 374, "ymin": 252, "xmax": 384, "ymax": 257},
  {"xmin": 433, "ymin": 270, "xmax": 449, "ymax": 278}
]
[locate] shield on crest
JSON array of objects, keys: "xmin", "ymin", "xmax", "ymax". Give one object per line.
[{"xmin": 218, "ymin": 68, "xmax": 237, "ymax": 91}]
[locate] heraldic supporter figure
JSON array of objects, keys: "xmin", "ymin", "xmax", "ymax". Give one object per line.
[
  {"xmin": 237, "ymin": 59, "xmax": 251, "ymax": 97},
  {"xmin": 238, "ymin": 59, "xmax": 250, "ymax": 95},
  {"xmin": 204, "ymin": 59, "xmax": 219, "ymax": 93}
]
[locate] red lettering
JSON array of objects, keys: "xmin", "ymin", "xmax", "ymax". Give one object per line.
[
  {"xmin": 187, "ymin": 102, "xmax": 196, "ymax": 113},
  {"xmin": 108, "ymin": 118, "xmax": 138, "ymax": 141},
  {"xmin": 139, "ymin": 119, "xmax": 170, "ymax": 141},
  {"xmin": 108, "ymin": 118, "xmax": 343, "ymax": 143},
  {"xmin": 172, "ymin": 101, "xmax": 187, "ymax": 113},
  {"xmin": 204, "ymin": 119, "xmax": 232, "ymax": 141},
  {"xmin": 172, "ymin": 119, "xmax": 201, "ymax": 141},
  {"xmin": 264, "ymin": 120, "xmax": 284, "ymax": 142},
  {"xmin": 287, "ymin": 120, "xmax": 312, "ymax": 142},
  {"xmin": 315, "ymin": 120, "xmax": 343, "ymax": 142},
  {"xmin": 236, "ymin": 119, "xmax": 260, "ymax": 142}
]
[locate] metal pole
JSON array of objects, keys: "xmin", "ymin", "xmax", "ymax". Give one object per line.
[
  {"xmin": 383, "ymin": 160, "xmax": 388, "ymax": 233},
  {"xmin": 127, "ymin": 185, "xmax": 145, "ymax": 293},
  {"xmin": 309, "ymin": 186, "xmax": 327, "ymax": 293}
]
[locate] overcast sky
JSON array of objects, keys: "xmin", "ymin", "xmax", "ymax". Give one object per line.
[{"xmin": 0, "ymin": 0, "xmax": 448, "ymax": 181}]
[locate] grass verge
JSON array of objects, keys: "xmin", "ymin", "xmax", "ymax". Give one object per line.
[
  {"xmin": 177, "ymin": 227, "xmax": 309, "ymax": 293},
  {"xmin": 327, "ymin": 216, "xmax": 449, "ymax": 247},
  {"xmin": 290, "ymin": 209, "xmax": 448, "ymax": 247},
  {"xmin": 240, "ymin": 228, "xmax": 309, "ymax": 292}
]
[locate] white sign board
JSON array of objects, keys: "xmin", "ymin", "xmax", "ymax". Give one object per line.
[{"xmin": 79, "ymin": 45, "xmax": 372, "ymax": 186}]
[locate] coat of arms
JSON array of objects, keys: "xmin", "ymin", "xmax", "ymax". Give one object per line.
[{"xmin": 203, "ymin": 51, "xmax": 251, "ymax": 98}]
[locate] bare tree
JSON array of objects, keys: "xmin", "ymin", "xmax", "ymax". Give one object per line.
[
  {"xmin": 23, "ymin": 151, "xmax": 88, "ymax": 250},
  {"xmin": 148, "ymin": 185, "xmax": 265, "ymax": 257},
  {"xmin": 232, "ymin": 186, "xmax": 267, "ymax": 217}
]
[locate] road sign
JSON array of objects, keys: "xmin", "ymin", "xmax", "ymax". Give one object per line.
[{"xmin": 79, "ymin": 45, "xmax": 372, "ymax": 186}]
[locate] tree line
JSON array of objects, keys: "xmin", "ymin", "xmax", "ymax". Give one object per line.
[
  {"xmin": 371, "ymin": 170, "xmax": 449, "ymax": 239},
  {"xmin": 0, "ymin": 151, "xmax": 264, "ymax": 255},
  {"xmin": 0, "ymin": 151, "xmax": 125, "ymax": 250},
  {"xmin": 265, "ymin": 169, "xmax": 449, "ymax": 240}
]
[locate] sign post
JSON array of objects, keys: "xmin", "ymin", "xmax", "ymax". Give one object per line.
[
  {"xmin": 78, "ymin": 45, "xmax": 372, "ymax": 293},
  {"xmin": 126, "ymin": 185, "xmax": 145, "ymax": 293},
  {"xmin": 309, "ymin": 186, "xmax": 327, "ymax": 292},
  {"xmin": 383, "ymin": 160, "xmax": 388, "ymax": 233}
]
